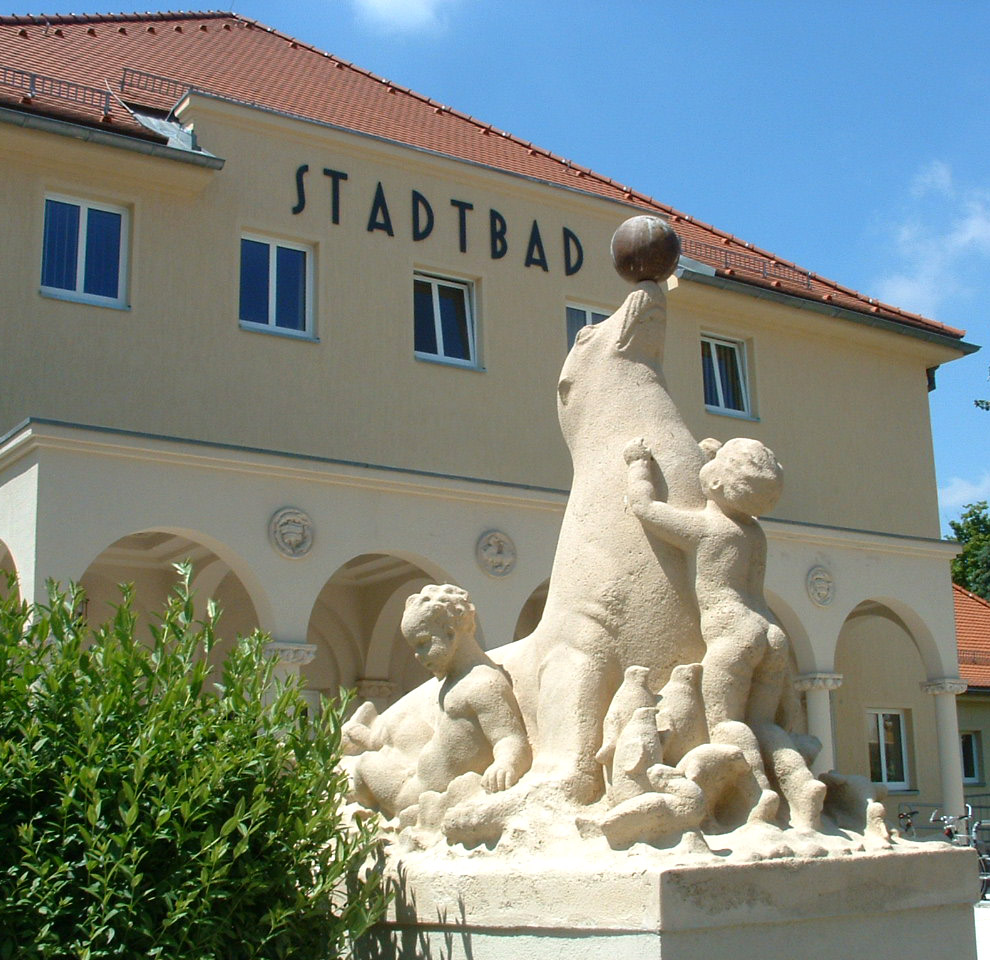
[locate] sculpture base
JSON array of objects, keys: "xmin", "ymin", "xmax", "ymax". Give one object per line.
[{"xmin": 357, "ymin": 846, "xmax": 978, "ymax": 960}]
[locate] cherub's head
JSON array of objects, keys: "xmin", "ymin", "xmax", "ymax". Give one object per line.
[
  {"xmin": 401, "ymin": 584, "xmax": 476, "ymax": 678},
  {"xmin": 699, "ymin": 438, "xmax": 782, "ymax": 517}
]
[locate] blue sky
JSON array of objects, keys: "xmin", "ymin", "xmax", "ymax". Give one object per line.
[{"xmin": 19, "ymin": 0, "xmax": 990, "ymax": 532}]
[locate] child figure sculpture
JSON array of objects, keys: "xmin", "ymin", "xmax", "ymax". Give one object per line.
[
  {"xmin": 624, "ymin": 437, "xmax": 825, "ymax": 829},
  {"xmin": 346, "ymin": 584, "xmax": 531, "ymax": 818}
]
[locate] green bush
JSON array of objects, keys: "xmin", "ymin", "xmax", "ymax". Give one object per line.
[{"xmin": 0, "ymin": 565, "xmax": 386, "ymax": 959}]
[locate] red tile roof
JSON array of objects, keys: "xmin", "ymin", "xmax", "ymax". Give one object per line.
[
  {"xmin": 956, "ymin": 583, "xmax": 990, "ymax": 689},
  {"xmin": 0, "ymin": 10, "xmax": 968, "ymax": 342}
]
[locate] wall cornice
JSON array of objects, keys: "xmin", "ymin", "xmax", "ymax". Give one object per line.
[{"xmin": 0, "ymin": 418, "xmax": 568, "ymax": 515}]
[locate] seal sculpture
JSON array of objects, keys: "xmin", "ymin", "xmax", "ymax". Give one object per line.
[
  {"xmin": 494, "ymin": 264, "xmax": 708, "ymax": 800},
  {"xmin": 343, "ymin": 216, "xmax": 709, "ymax": 809}
]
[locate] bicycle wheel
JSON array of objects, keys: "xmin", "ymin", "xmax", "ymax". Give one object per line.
[{"xmin": 979, "ymin": 855, "xmax": 990, "ymax": 900}]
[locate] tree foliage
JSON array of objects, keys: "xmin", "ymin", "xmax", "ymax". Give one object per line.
[
  {"xmin": 976, "ymin": 366, "xmax": 989, "ymax": 411},
  {"xmin": 949, "ymin": 500, "xmax": 990, "ymax": 601},
  {"xmin": 0, "ymin": 565, "xmax": 386, "ymax": 960}
]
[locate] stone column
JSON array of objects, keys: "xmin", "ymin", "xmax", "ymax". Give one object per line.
[
  {"xmin": 921, "ymin": 678, "xmax": 968, "ymax": 817},
  {"xmin": 263, "ymin": 640, "xmax": 317, "ymax": 698},
  {"xmin": 356, "ymin": 678, "xmax": 398, "ymax": 713},
  {"xmin": 793, "ymin": 672, "xmax": 843, "ymax": 775}
]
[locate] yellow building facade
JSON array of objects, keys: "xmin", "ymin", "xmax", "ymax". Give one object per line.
[{"xmin": 0, "ymin": 11, "xmax": 975, "ymax": 819}]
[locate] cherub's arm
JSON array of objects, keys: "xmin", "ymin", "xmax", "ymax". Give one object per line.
[
  {"xmin": 473, "ymin": 676, "xmax": 532, "ymax": 793},
  {"xmin": 623, "ymin": 438, "xmax": 706, "ymax": 549},
  {"xmin": 341, "ymin": 701, "xmax": 384, "ymax": 755}
]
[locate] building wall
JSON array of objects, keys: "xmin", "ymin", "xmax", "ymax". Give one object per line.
[
  {"xmin": 0, "ymin": 86, "xmax": 971, "ymax": 817},
  {"xmin": 834, "ymin": 607, "xmax": 941, "ymax": 810},
  {"xmin": 959, "ymin": 694, "xmax": 990, "ymax": 806},
  {"xmin": 0, "ymin": 95, "xmax": 961, "ymax": 538}
]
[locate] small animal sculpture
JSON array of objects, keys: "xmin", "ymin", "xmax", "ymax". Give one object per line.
[
  {"xmin": 655, "ymin": 663, "xmax": 708, "ymax": 765},
  {"xmin": 596, "ymin": 665, "xmax": 657, "ymax": 795}
]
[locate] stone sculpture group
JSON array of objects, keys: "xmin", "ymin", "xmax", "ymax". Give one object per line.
[{"xmin": 341, "ymin": 216, "xmax": 890, "ymax": 861}]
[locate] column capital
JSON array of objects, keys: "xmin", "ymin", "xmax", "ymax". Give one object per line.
[
  {"xmin": 263, "ymin": 640, "xmax": 317, "ymax": 666},
  {"xmin": 920, "ymin": 677, "xmax": 967, "ymax": 696},
  {"xmin": 793, "ymin": 672, "xmax": 843, "ymax": 692},
  {"xmin": 356, "ymin": 678, "xmax": 398, "ymax": 701}
]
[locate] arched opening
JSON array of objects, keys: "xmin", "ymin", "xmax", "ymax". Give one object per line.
[
  {"xmin": 833, "ymin": 600, "xmax": 938, "ymax": 807},
  {"xmin": 0, "ymin": 539, "xmax": 18, "ymax": 602},
  {"xmin": 761, "ymin": 596, "xmax": 808, "ymax": 736},
  {"xmin": 513, "ymin": 578, "xmax": 549, "ymax": 641},
  {"xmin": 78, "ymin": 531, "xmax": 261, "ymax": 673},
  {"xmin": 765, "ymin": 590, "xmax": 814, "ymax": 676},
  {"xmin": 305, "ymin": 552, "xmax": 455, "ymax": 711}
]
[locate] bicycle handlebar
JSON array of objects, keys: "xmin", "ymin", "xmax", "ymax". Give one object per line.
[{"xmin": 930, "ymin": 804, "xmax": 973, "ymax": 825}]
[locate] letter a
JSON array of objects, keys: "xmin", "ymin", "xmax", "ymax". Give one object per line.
[
  {"xmin": 367, "ymin": 182, "xmax": 395, "ymax": 236},
  {"xmin": 525, "ymin": 220, "xmax": 549, "ymax": 272}
]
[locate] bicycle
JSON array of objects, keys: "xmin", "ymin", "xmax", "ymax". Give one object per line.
[
  {"xmin": 930, "ymin": 804, "xmax": 990, "ymax": 900},
  {"xmin": 897, "ymin": 808, "xmax": 919, "ymax": 839}
]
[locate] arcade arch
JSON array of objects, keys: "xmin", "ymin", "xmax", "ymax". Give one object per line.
[
  {"xmin": 514, "ymin": 578, "xmax": 549, "ymax": 641},
  {"xmin": 304, "ymin": 553, "xmax": 454, "ymax": 711},
  {"xmin": 78, "ymin": 531, "xmax": 261, "ymax": 673},
  {"xmin": 832, "ymin": 599, "xmax": 939, "ymax": 804},
  {"xmin": 765, "ymin": 590, "xmax": 813, "ymax": 676},
  {"xmin": 0, "ymin": 539, "xmax": 17, "ymax": 600}
]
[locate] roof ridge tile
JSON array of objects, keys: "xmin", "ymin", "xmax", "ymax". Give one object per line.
[{"xmin": 0, "ymin": 11, "xmax": 234, "ymax": 27}]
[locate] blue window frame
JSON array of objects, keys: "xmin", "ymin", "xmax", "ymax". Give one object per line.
[
  {"xmin": 41, "ymin": 195, "xmax": 127, "ymax": 307},
  {"xmin": 413, "ymin": 272, "xmax": 477, "ymax": 367},
  {"xmin": 239, "ymin": 235, "xmax": 313, "ymax": 337}
]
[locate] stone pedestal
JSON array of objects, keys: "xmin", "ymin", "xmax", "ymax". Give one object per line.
[{"xmin": 358, "ymin": 846, "xmax": 978, "ymax": 960}]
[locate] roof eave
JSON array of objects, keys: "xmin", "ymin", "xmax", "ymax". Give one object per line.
[
  {"xmin": 0, "ymin": 103, "xmax": 226, "ymax": 169},
  {"xmin": 678, "ymin": 268, "xmax": 979, "ymax": 356}
]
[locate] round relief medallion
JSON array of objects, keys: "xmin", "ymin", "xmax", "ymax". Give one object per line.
[
  {"xmin": 476, "ymin": 530, "xmax": 516, "ymax": 577},
  {"xmin": 806, "ymin": 565, "xmax": 835, "ymax": 606},
  {"xmin": 268, "ymin": 507, "xmax": 314, "ymax": 559}
]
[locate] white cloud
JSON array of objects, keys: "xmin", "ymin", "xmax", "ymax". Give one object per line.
[
  {"xmin": 350, "ymin": 0, "xmax": 460, "ymax": 31},
  {"xmin": 911, "ymin": 159, "xmax": 953, "ymax": 199},
  {"xmin": 873, "ymin": 162, "xmax": 990, "ymax": 319},
  {"xmin": 948, "ymin": 198, "xmax": 990, "ymax": 255},
  {"xmin": 939, "ymin": 472, "xmax": 990, "ymax": 512},
  {"xmin": 875, "ymin": 273, "xmax": 942, "ymax": 319}
]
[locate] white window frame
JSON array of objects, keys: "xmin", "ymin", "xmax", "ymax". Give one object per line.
[
  {"xmin": 238, "ymin": 233, "xmax": 315, "ymax": 340},
  {"xmin": 867, "ymin": 709, "xmax": 910, "ymax": 790},
  {"xmin": 40, "ymin": 193, "xmax": 129, "ymax": 309},
  {"xmin": 962, "ymin": 731, "xmax": 982, "ymax": 785},
  {"xmin": 566, "ymin": 303, "xmax": 610, "ymax": 349},
  {"xmin": 413, "ymin": 271, "xmax": 478, "ymax": 369},
  {"xmin": 701, "ymin": 333, "xmax": 751, "ymax": 417}
]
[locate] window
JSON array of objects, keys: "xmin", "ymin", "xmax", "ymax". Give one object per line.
[
  {"xmin": 413, "ymin": 272, "xmax": 477, "ymax": 366},
  {"xmin": 962, "ymin": 731, "xmax": 982, "ymax": 784},
  {"xmin": 239, "ymin": 235, "xmax": 313, "ymax": 337},
  {"xmin": 566, "ymin": 304, "xmax": 609, "ymax": 348},
  {"xmin": 701, "ymin": 334, "xmax": 750, "ymax": 415},
  {"xmin": 867, "ymin": 710, "xmax": 910, "ymax": 789},
  {"xmin": 41, "ymin": 195, "xmax": 128, "ymax": 307}
]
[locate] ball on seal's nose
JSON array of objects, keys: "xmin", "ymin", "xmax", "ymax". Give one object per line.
[{"xmin": 611, "ymin": 215, "xmax": 681, "ymax": 284}]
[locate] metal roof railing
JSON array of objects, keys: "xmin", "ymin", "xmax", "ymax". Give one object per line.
[
  {"xmin": 0, "ymin": 64, "xmax": 111, "ymax": 115},
  {"xmin": 120, "ymin": 68, "xmax": 190, "ymax": 102},
  {"xmin": 682, "ymin": 237, "xmax": 813, "ymax": 289}
]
